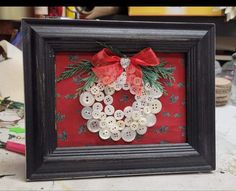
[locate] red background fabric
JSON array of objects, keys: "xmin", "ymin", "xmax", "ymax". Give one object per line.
[{"xmin": 55, "ymin": 52, "xmax": 186, "ymax": 147}]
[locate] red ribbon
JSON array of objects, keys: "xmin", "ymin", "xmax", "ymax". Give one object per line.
[{"xmin": 91, "ymin": 48, "xmax": 160, "ymax": 95}]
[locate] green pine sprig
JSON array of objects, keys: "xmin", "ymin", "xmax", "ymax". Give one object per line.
[
  {"xmin": 56, "ymin": 60, "xmax": 93, "ymax": 82},
  {"xmin": 96, "ymin": 41, "xmax": 125, "ymax": 57}
]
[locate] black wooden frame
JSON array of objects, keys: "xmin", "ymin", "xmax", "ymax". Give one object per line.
[{"xmin": 22, "ymin": 19, "xmax": 215, "ymax": 181}]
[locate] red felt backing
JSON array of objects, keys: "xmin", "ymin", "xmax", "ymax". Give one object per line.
[{"xmin": 55, "ymin": 52, "xmax": 186, "ymax": 147}]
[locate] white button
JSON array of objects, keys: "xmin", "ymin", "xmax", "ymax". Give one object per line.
[
  {"xmin": 117, "ymin": 74, "xmax": 126, "ymax": 85},
  {"xmin": 81, "ymin": 107, "xmax": 93, "ymax": 120},
  {"xmin": 105, "ymin": 116, "xmax": 116, "ymax": 127},
  {"xmin": 132, "ymin": 111, "xmax": 140, "ymax": 121},
  {"xmin": 79, "ymin": 92, "xmax": 95, "ymax": 107},
  {"xmin": 87, "ymin": 119, "xmax": 100, "ymax": 133},
  {"xmin": 94, "ymin": 92, "xmax": 104, "ymax": 102},
  {"xmin": 132, "ymin": 101, "xmax": 141, "ymax": 110},
  {"xmin": 139, "ymin": 99, "xmax": 146, "ymax": 108},
  {"xmin": 114, "ymin": 110, "xmax": 124, "ymax": 120},
  {"xmin": 121, "ymin": 127, "xmax": 136, "ymax": 142},
  {"xmin": 146, "ymin": 95, "xmax": 154, "ymax": 103},
  {"xmin": 138, "ymin": 117, "xmax": 147, "ymax": 126},
  {"xmin": 130, "ymin": 121, "xmax": 139, "ymax": 130},
  {"xmin": 150, "ymin": 87, "xmax": 163, "ymax": 98},
  {"xmin": 104, "ymin": 86, "xmax": 115, "ymax": 95},
  {"xmin": 124, "ymin": 117, "xmax": 133, "ymax": 126},
  {"xmin": 117, "ymin": 120, "xmax": 125, "ymax": 130},
  {"xmin": 104, "ymin": 105, "xmax": 115, "ymax": 115},
  {"xmin": 104, "ymin": 95, "xmax": 113, "ymax": 105},
  {"xmin": 124, "ymin": 106, "xmax": 133, "ymax": 118},
  {"xmin": 135, "ymin": 95, "xmax": 142, "ymax": 101},
  {"xmin": 92, "ymin": 110, "xmax": 101, "ymax": 119},
  {"xmin": 97, "ymin": 83, "xmax": 105, "ymax": 91},
  {"xmin": 144, "ymin": 82, "xmax": 151, "ymax": 91},
  {"xmin": 143, "ymin": 106, "xmax": 151, "ymax": 114},
  {"xmin": 99, "ymin": 112, "xmax": 107, "ymax": 120},
  {"xmin": 150, "ymin": 100, "xmax": 162, "ymax": 114},
  {"xmin": 133, "ymin": 77, "xmax": 142, "ymax": 86},
  {"xmin": 146, "ymin": 114, "xmax": 157, "ymax": 127},
  {"xmin": 90, "ymin": 85, "xmax": 100, "ymax": 95},
  {"xmin": 136, "ymin": 126, "xmax": 147, "ymax": 135},
  {"xmin": 111, "ymin": 131, "xmax": 121, "ymax": 141},
  {"xmin": 122, "ymin": 83, "xmax": 130, "ymax": 90},
  {"xmin": 99, "ymin": 128, "xmax": 111, "ymax": 140},
  {"xmin": 141, "ymin": 89, "xmax": 148, "ymax": 96},
  {"xmin": 114, "ymin": 83, "xmax": 122, "ymax": 91},
  {"xmin": 92, "ymin": 102, "xmax": 103, "ymax": 111},
  {"xmin": 99, "ymin": 120, "xmax": 107, "ymax": 128},
  {"xmin": 109, "ymin": 124, "xmax": 119, "ymax": 133}
]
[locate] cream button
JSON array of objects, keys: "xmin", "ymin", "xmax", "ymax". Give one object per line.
[
  {"xmin": 104, "ymin": 86, "xmax": 115, "ymax": 95},
  {"xmin": 99, "ymin": 128, "xmax": 111, "ymax": 140},
  {"xmin": 79, "ymin": 92, "xmax": 95, "ymax": 107},
  {"xmin": 104, "ymin": 105, "xmax": 115, "ymax": 115},
  {"xmin": 150, "ymin": 100, "xmax": 162, "ymax": 114},
  {"xmin": 121, "ymin": 127, "xmax": 136, "ymax": 142},
  {"xmin": 90, "ymin": 85, "xmax": 100, "ymax": 95},
  {"xmin": 143, "ymin": 106, "xmax": 151, "ymax": 114},
  {"xmin": 124, "ymin": 106, "xmax": 133, "ymax": 118},
  {"xmin": 144, "ymin": 82, "xmax": 151, "ymax": 91},
  {"xmin": 104, "ymin": 95, "xmax": 113, "ymax": 105},
  {"xmin": 111, "ymin": 131, "xmax": 121, "ymax": 141},
  {"xmin": 87, "ymin": 119, "xmax": 100, "ymax": 133},
  {"xmin": 114, "ymin": 110, "xmax": 124, "ymax": 120},
  {"xmin": 130, "ymin": 121, "xmax": 139, "ymax": 131},
  {"xmin": 117, "ymin": 120, "xmax": 125, "ymax": 130},
  {"xmin": 99, "ymin": 120, "xmax": 107, "ymax": 128},
  {"xmin": 150, "ymin": 87, "xmax": 163, "ymax": 98},
  {"xmin": 99, "ymin": 112, "xmax": 107, "ymax": 120},
  {"xmin": 105, "ymin": 116, "xmax": 116, "ymax": 127},
  {"xmin": 146, "ymin": 95, "xmax": 154, "ymax": 103},
  {"xmin": 81, "ymin": 107, "xmax": 93, "ymax": 120},
  {"xmin": 97, "ymin": 82, "xmax": 105, "ymax": 91},
  {"xmin": 124, "ymin": 117, "xmax": 133, "ymax": 126},
  {"xmin": 94, "ymin": 92, "xmax": 105, "ymax": 102},
  {"xmin": 92, "ymin": 110, "xmax": 101, "ymax": 119},
  {"xmin": 146, "ymin": 114, "xmax": 157, "ymax": 127},
  {"xmin": 109, "ymin": 124, "xmax": 119, "ymax": 133},
  {"xmin": 122, "ymin": 83, "xmax": 130, "ymax": 90},
  {"xmin": 132, "ymin": 111, "xmax": 140, "ymax": 121},
  {"xmin": 114, "ymin": 83, "xmax": 122, "ymax": 91},
  {"xmin": 132, "ymin": 101, "xmax": 141, "ymax": 110},
  {"xmin": 137, "ymin": 126, "xmax": 147, "ymax": 135},
  {"xmin": 92, "ymin": 102, "xmax": 103, "ymax": 111},
  {"xmin": 138, "ymin": 117, "xmax": 147, "ymax": 126}
]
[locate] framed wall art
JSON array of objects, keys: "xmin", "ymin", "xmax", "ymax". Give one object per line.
[{"xmin": 22, "ymin": 19, "xmax": 215, "ymax": 181}]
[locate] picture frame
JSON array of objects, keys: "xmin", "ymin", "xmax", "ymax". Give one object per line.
[{"xmin": 22, "ymin": 19, "xmax": 215, "ymax": 181}]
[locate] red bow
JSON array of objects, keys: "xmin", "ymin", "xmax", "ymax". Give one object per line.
[{"xmin": 91, "ymin": 48, "xmax": 160, "ymax": 95}]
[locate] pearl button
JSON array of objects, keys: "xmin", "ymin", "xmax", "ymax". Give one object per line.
[
  {"xmin": 124, "ymin": 106, "xmax": 133, "ymax": 118},
  {"xmin": 122, "ymin": 83, "xmax": 130, "ymax": 90},
  {"xmin": 132, "ymin": 111, "xmax": 140, "ymax": 121},
  {"xmin": 87, "ymin": 119, "xmax": 100, "ymax": 133},
  {"xmin": 109, "ymin": 124, "xmax": 119, "ymax": 133},
  {"xmin": 79, "ymin": 92, "xmax": 95, "ymax": 107},
  {"xmin": 121, "ymin": 127, "xmax": 136, "ymax": 142},
  {"xmin": 124, "ymin": 117, "xmax": 133, "ymax": 126},
  {"xmin": 132, "ymin": 101, "xmax": 141, "ymax": 110},
  {"xmin": 104, "ymin": 86, "xmax": 115, "ymax": 95},
  {"xmin": 136, "ymin": 126, "xmax": 147, "ymax": 135},
  {"xmin": 114, "ymin": 110, "xmax": 124, "ymax": 120},
  {"xmin": 99, "ymin": 112, "xmax": 107, "ymax": 120},
  {"xmin": 92, "ymin": 102, "xmax": 103, "ymax": 111},
  {"xmin": 81, "ymin": 107, "xmax": 93, "ymax": 120},
  {"xmin": 99, "ymin": 120, "xmax": 107, "ymax": 128},
  {"xmin": 104, "ymin": 95, "xmax": 113, "ymax": 105},
  {"xmin": 96, "ymin": 82, "xmax": 105, "ymax": 91},
  {"xmin": 99, "ymin": 128, "xmax": 111, "ymax": 140},
  {"xmin": 90, "ymin": 85, "xmax": 100, "ymax": 95},
  {"xmin": 117, "ymin": 120, "xmax": 125, "ymax": 130},
  {"xmin": 92, "ymin": 110, "xmax": 101, "ymax": 119},
  {"xmin": 94, "ymin": 92, "xmax": 104, "ymax": 102},
  {"xmin": 104, "ymin": 105, "xmax": 115, "ymax": 115},
  {"xmin": 150, "ymin": 87, "xmax": 163, "ymax": 98},
  {"xmin": 150, "ymin": 100, "xmax": 162, "ymax": 114},
  {"xmin": 145, "ymin": 114, "xmax": 157, "ymax": 127},
  {"xmin": 105, "ymin": 116, "xmax": 116, "ymax": 127},
  {"xmin": 138, "ymin": 117, "xmax": 147, "ymax": 126},
  {"xmin": 114, "ymin": 83, "xmax": 122, "ymax": 91},
  {"xmin": 143, "ymin": 106, "xmax": 151, "ymax": 114},
  {"xmin": 111, "ymin": 131, "xmax": 121, "ymax": 141},
  {"xmin": 130, "ymin": 121, "xmax": 139, "ymax": 131}
]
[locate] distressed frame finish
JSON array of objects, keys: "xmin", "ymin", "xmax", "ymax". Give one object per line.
[{"xmin": 22, "ymin": 19, "xmax": 215, "ymax": 181}]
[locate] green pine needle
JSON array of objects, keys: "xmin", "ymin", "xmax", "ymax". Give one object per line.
[
  {"xmin": 96, "ymin": 41, "xmax": 124, "ymax": 57},
  {"xmin": 56, "ymin": 60, "xmax": 93, "ymax": 82}
]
